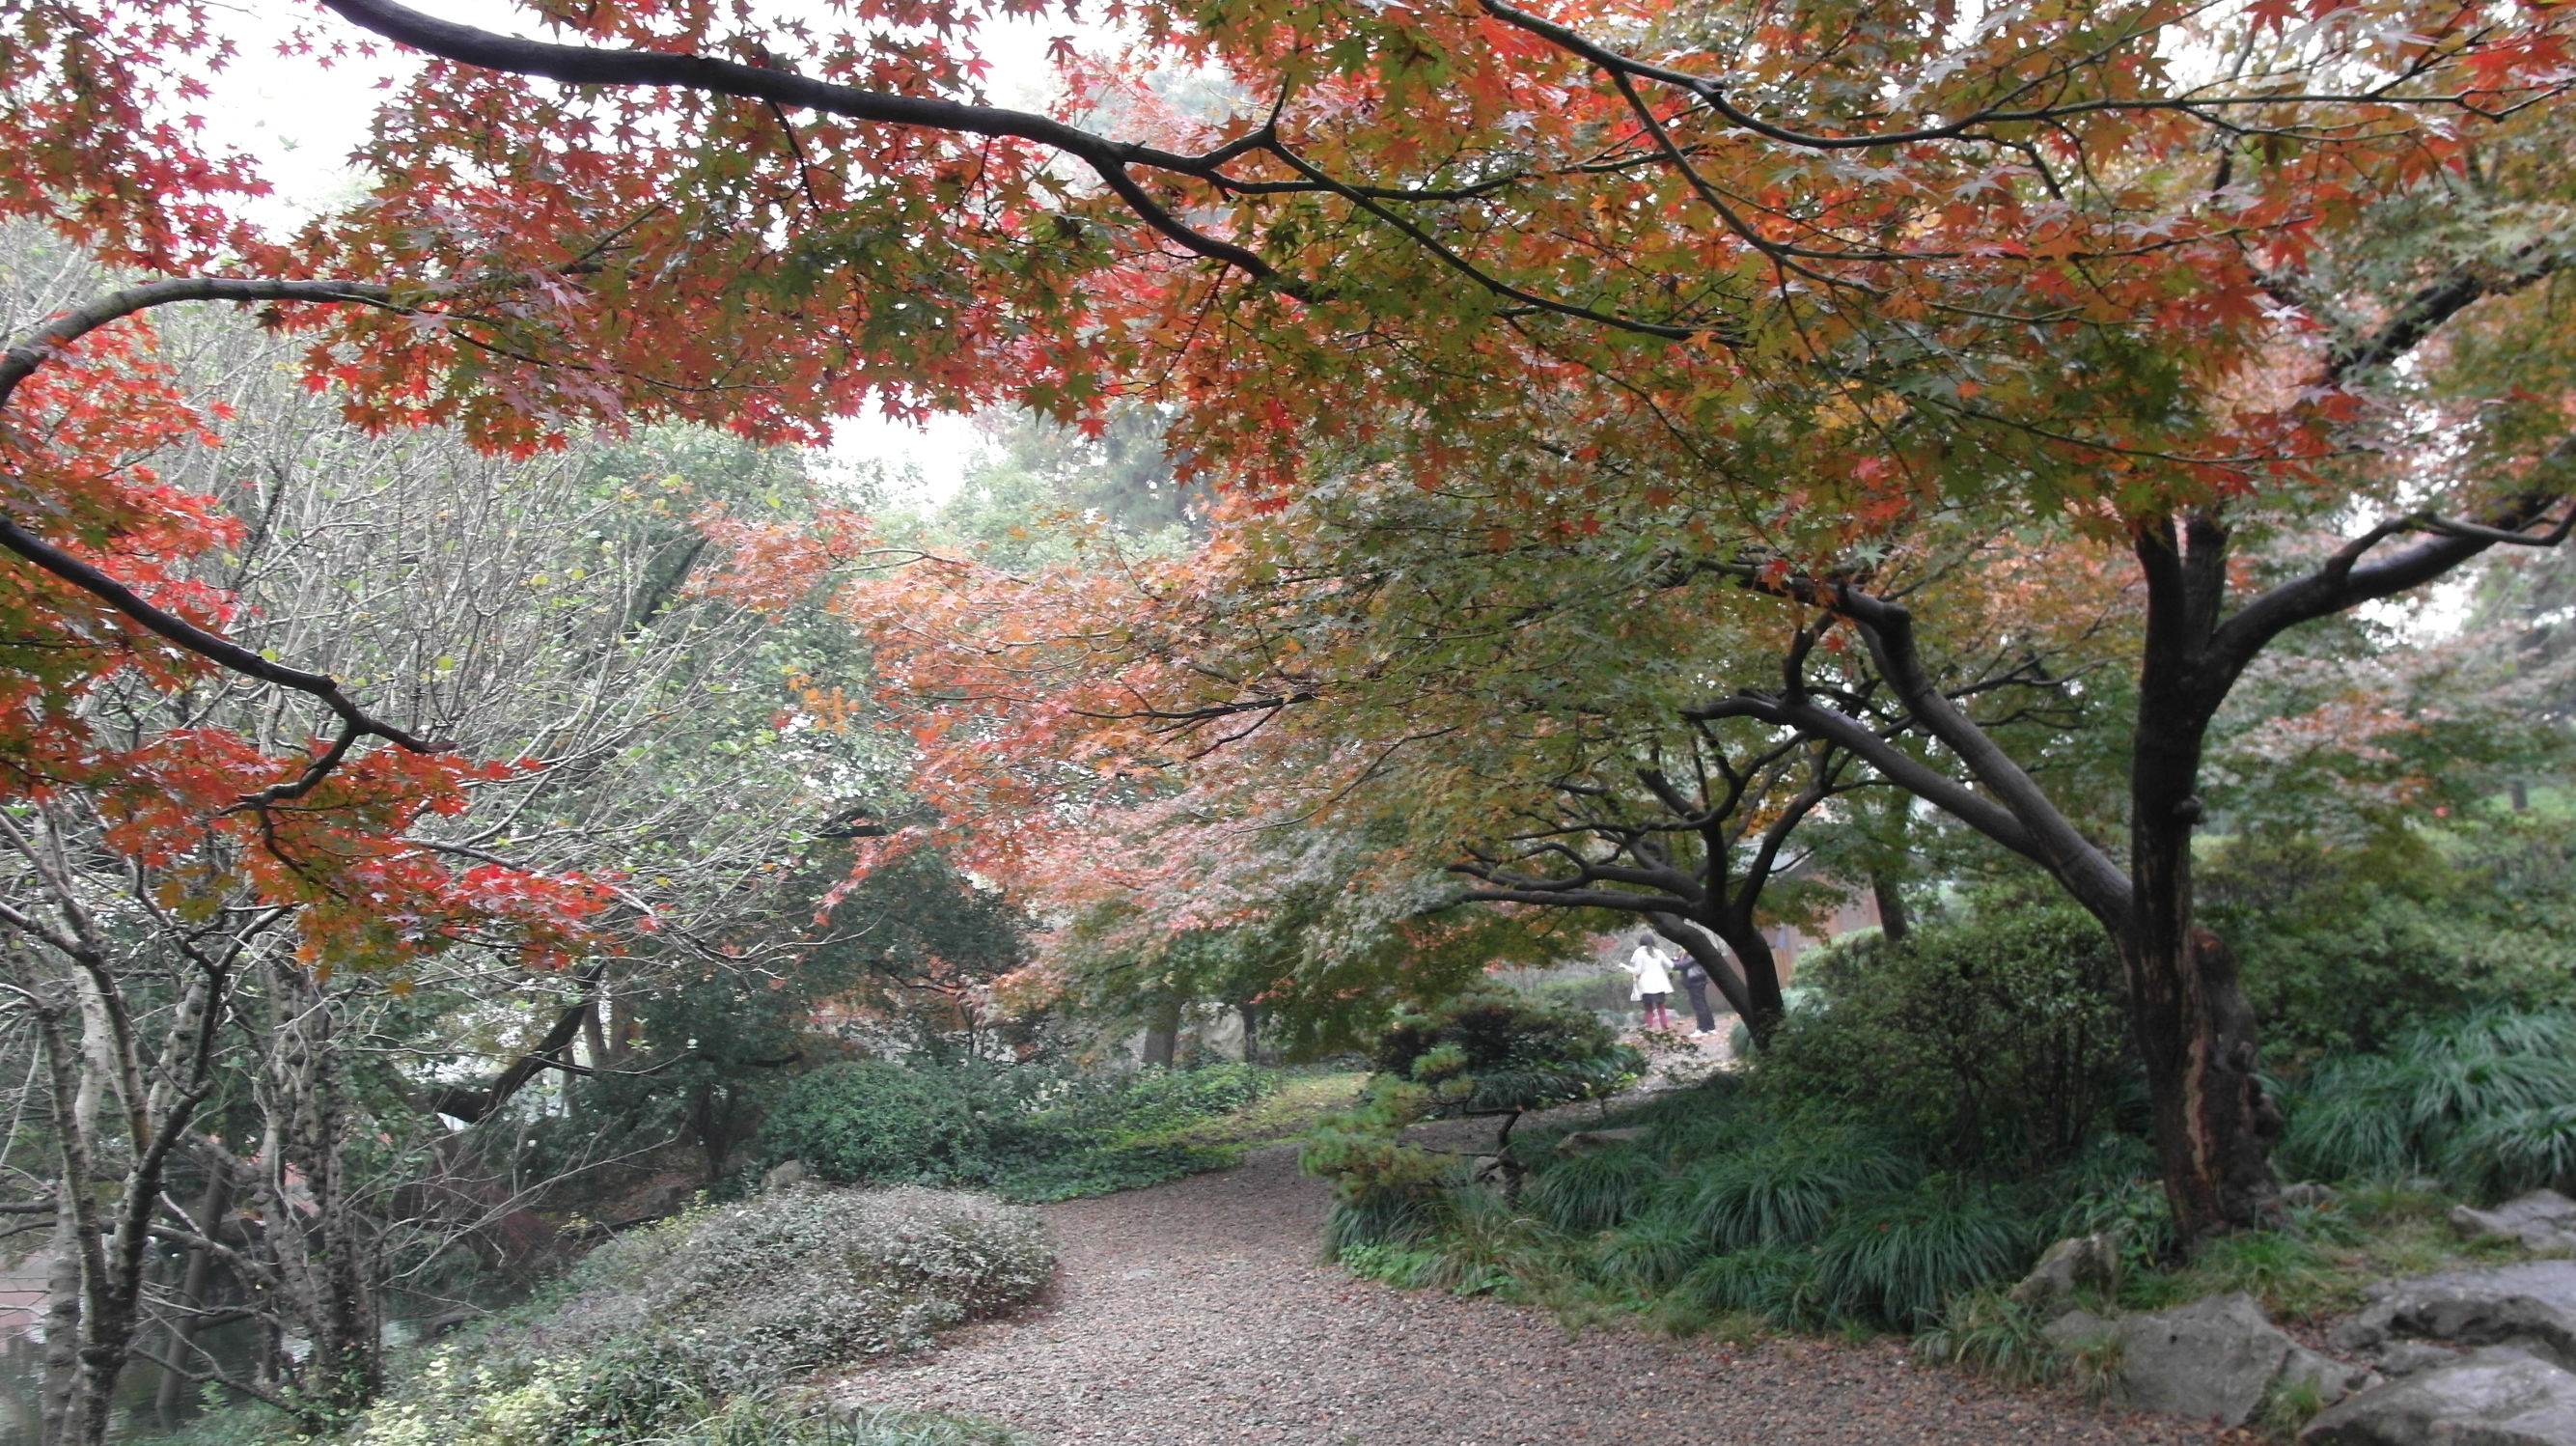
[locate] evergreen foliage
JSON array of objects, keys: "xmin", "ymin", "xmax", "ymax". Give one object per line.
[{"xmin": 760, "ymin": 1059, "xmax": 1277, "ymax": 1201}]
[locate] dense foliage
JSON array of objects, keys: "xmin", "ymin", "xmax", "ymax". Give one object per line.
[
  {"xmin": 2279, "ymin": 1007, "xmax": 2576, "ymax": 1201},
  {"xmin": 1759, "ymin": 900, "xmax": 2135, "ymax": 1169},
  {"xmin": 2205, "ymin": 812, "xmax": 2576, "ymax": 1059},
  {"xmin": 760, "ymin": 1060, "xmax": 1278, "ymax": 1203}
]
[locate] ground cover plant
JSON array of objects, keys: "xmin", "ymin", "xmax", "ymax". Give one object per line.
[
  {"xmin": 330, "ymin": 1186, "xmax": 1048, "ymax": 1446},
  {"xmin": 761, "ymin": 1059, "xmax": 1288, "ymax": 1203}
]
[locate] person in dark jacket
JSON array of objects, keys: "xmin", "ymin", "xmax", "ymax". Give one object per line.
[{"xmin": 1676, "ymin": 953, "xmax": 1719, "ymax": 1037}]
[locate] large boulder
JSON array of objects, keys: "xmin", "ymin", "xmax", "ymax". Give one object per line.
[
  {"xmin": 2112, "ymin": 1292, "xmax": 2300, "ymax": 1427},
  {"xmin": 2009, "ymin": 1233, "xmax": 2122, "ymax": 1320},
  {"xmin": 2300, "ymin": 1347, "xmax": 2576, "ymax": 1446},
  {"xmin": 2453, "ymin": 1191, "xmax": 2576, "ymax": 1255},
  {"xmin": 2332, "ymin": 1263, "xmax": 2576, "ymax": 1373}
]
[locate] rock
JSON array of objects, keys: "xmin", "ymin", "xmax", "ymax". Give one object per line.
[
  {"xmin": 1553, "ymin": 1127, "xmax": 1650, "ymax": 1156},
  {"xmin": 2332, "ymin": 1263, "xmax": 2576, "ymax": 1372},
  {"xmin": 2453, "ymin": 1191, "xmax": 2576, "ymax": 1255},
  {"xmin": 762, "ymin": 1158, "xmax": 809, "ymax": 1191},
  {"xmin": 2277, "ymin": 1344, "xmax": 2381, "ymax": 1412},
  {"xmin": 2284, "ymin": 1182, "xmax": 2343, "ymax": 1210},
  {"xmin": 2300, "ymin": 1347, "xmax": 2576, "ymax": 1446},
  {"xmin": 2113, "ymin": 1292, "xmax": 2299, "ymax": 1427},
  {"xmin": 2366, "ymin": 1342, "xmax": 2468, "ymax": 1377},
  {"xmin": 2043, "ymin": 1308, "xmax": 2119, "ymax": 1352},
  {"xmin": 1469, "ymin": 1154, "xmax": 1527, "ymax": 1196},
  {"xmin": 2009, "ymin": 1233, "xmax": 2123, "ymax": 1319}
]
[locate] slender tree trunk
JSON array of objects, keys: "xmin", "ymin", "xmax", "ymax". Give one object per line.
[
  {"xmin": 39, "ymin": 1214, "xmax": 82, "ymax": 1446},
  {"xmin": 261, "ymin": 963, "xmax": 380, "ymax": 1428},
  {"xmin": 153, "ymin": 1172, "xmax": 232, "ymax": 1429}
]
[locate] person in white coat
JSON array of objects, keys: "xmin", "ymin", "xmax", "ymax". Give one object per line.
[{"xmin": 1624, "ymin": 937, "xmax": 1676, "ymax": 1033}]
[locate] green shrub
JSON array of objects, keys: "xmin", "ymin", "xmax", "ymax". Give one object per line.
[
  {"xmin": 1756, "ymin": 898, "xmax": 2133, "ymax": 1170},
  {"xmin": 762, "ymin": 1059, "xmax": 1277, "ymax": 1201},
  {"xmin": 2203, "ymin": 819, "xmax": 2576, "ymax": 1061},
  {"xmin": 762, "ymin": 1062, "xmax": 991, "ymax": 1185},
  {"xmin": 987, "ymin": 1142, "xmax": 1236, "ymax": 1203}
]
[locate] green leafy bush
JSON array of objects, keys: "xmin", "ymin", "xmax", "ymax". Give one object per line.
[
  {"xmin": 346, "ymin": 1186, "xmax": 1051, "ymax": 1446},
  {"xmin": 1306, "ymin": 990, "xmax": 1640, "ymax": 1257},
  {"xmin": 762, "ymin": 1062, "xmax": 992, "ymax": 1185},
  {"xmin": 2279, "ymin": 1005, "xmax": 2576, "ymax": 1197},
  {"xmin": 1755, "ymin": 898, "xmax": 2133, "ymax": 1170}
]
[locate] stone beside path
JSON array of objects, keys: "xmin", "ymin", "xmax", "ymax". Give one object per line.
[{"xmin": 836, "ymin": 1139, "xmax": 2216, "ymax": 1446}]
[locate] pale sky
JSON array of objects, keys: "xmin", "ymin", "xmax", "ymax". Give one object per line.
[{"xmin": 197, "ymin": 0, "xmax": 1090, "ymax": 500}]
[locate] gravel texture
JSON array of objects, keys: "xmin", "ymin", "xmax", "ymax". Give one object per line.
[{"xmin": 839, "ymin": 1135, "xmax": 2224, "ymax": 1446}]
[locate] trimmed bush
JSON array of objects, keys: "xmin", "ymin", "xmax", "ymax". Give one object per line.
[
  {"xmin": 1370, "ymin": 987, "xmax": 1643, "ymax": 1117},
  {"xmin": 347, "ymin": 1186, "xmax": 1052, "ymax": 1446}
]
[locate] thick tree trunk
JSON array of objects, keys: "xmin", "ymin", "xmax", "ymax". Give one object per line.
[
  {"xmin": 1870, "ymin": 874, "xmax": 1911, "ymax": 943},
  {"xmin": 1651, "ymin": 913, "xmax": 1784, "ymax": 1045},
  {"xmin": 2119, "ymin": 922, "xmax": 2281, "ymax": 1237},
  {"xmin": 2127, "ymin": 514, "xmax": 2281, "ymax": 1239}
]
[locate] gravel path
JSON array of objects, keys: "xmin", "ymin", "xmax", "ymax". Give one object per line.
[{"xmin": 840, "ymin": 1138, "xmax": 2225, "ymax": 1446}]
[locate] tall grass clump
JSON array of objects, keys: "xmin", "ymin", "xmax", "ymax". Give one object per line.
[
  {"xmin": 2279, "ymin": 1006, "xmax": 2576, "ymax": 1196},
  {"xmin": 1810, "ymin": 1180, "xmax": 2035, "ymax": 1330},
  {"xmin": 1528, "ymin": 1148, "xmax": 1663, "ymax": 1234},
  {"xmin": 1667, "ymin": 1126, "xmax": 1911, "ymax": 1251}
]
